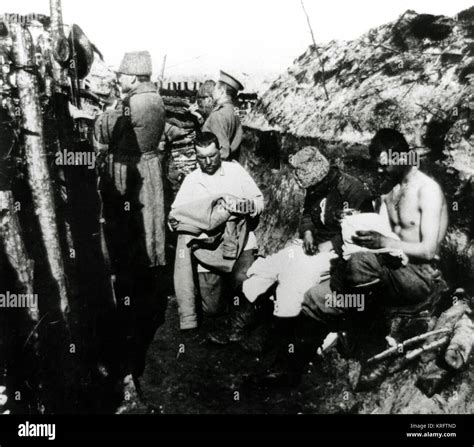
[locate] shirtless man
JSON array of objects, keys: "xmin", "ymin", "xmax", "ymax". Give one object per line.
[
  {"xmin": 251, "ymin": 129, "xmax": 449, "ymax": 388},
  {"xmin": 337, "ymin": 128, "xmax": 449, "ymax": 302}
]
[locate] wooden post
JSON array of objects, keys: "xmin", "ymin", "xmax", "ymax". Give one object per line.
[
  {"xmin": 49, "ymin": 0, "xmax": 69, "ymax": 91},
  {"xmin": 10, "ymin": 22, "xmax": 70, "ymax": 322},
  {"xmin": 0, "ymin": 191, "xmax": 35, "ymax": 321},
  {"xmin": 160, "ymin": 54, "xmax": 167, "ymax": 85}
]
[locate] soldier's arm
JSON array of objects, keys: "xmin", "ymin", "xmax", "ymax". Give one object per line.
[
  {"xmin": 299, "ymin": 194, "xmax": 317, "ymax": 238},
  {"xmin": 93, "ymin": 101, "xmax": 123, "ymax": 150}
]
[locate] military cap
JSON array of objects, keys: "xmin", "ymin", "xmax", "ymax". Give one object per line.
[
  {"xmin": 117, "ymin": 51, "xmax": 152, "ymax": 76},
  {"xmin": 289, "ymin": 146, "xmax": 330, "ymax": 188},
  {"xmin": 219, "ymin": 70, "xmax": 244, "ymax": 92}
]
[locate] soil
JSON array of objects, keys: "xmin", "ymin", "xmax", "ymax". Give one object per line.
[
  {"xmin": 120, "ymin": 297, "xmax": 311, "ymax": 415},
  {"xmin": 119, "ymin": 294, "xmax": 474, "ymax": 415}
]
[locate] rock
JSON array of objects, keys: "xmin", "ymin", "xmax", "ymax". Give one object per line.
[{"xmin": 416, "ymin": 362, "xmax": 453, "ymax": 397}]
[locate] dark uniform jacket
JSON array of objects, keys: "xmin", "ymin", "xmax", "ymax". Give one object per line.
[
  {"xmin": 96, "ymin": 82, "xmax": 167, "ymax": 267},
  {"xmin": 96, "ymin": 81, "xmax": 166, "ymax": 157},
  {"xmin": 202, "ymin": 101, "xmax": 243, "ymax": 159},
  {"xmin": 299, "ymin": 166, "xmax": 373, "ymax": 251}
]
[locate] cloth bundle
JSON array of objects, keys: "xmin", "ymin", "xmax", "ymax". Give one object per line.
[
  {"xmin": 169, "ymin": 194, "xmax": 250, "ymax": 273},
  {"xmin": 243, "ymin": 240, "xmax": 338, "ymax": 317}
]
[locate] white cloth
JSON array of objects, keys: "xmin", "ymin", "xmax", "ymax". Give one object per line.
[
  {"xmin": 243, "ymin": 240, "xmax": 338, "ymax": 317},
  {"xmin": 172, "ymin": 161, "xmax": 263, "ymax": 257}
]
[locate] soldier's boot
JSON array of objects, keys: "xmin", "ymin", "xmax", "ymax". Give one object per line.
[
  {"xmin": 245, "ymin": 315, "xmax": 327, "ymax": 389},
  {"xmin": 238, "ymin": 322, "xmax": 274, "ymax": 354},
  {"xmin": 207, "ymin": 297, "xmax": 257, "ymax": 345}
]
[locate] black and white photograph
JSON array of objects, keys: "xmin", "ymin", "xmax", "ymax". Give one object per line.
[{"xmin": 0, "ymin": 0, "xmax": 473, "ymax": 441}]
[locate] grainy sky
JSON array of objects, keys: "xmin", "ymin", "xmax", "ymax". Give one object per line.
[{"xmin": 2, "ymin": 0, "xmax": 473, "ymax": 80}]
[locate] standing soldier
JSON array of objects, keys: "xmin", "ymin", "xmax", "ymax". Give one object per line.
[
  {"xmin": 202, "ymin": 71, "xmax": 244, "ymax": 160},
  {"xmin": 94, "ymin": 51, "xmax": 167, "ymax": 377},
  {"xmin": 188, "ymin": 80, "xmax": 217, "ymax": 128}
]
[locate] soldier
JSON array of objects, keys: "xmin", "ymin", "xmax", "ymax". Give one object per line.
[
  {"xmin": 202, "ymin": 71, "xmax": 244, "ymax": 160},
  {"xmin": 94, "ymin": 51, "xmax": 167, "ymax": 377},
  {"xmin": 169, "ymin": 132, "xmax": 264, "ymax": 331},
  {"xmin": 188, "ymin": 80, "xmax": 217, "ymax": 127}
]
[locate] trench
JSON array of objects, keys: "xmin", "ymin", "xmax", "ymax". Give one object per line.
[
  {"xmin": 119, "ymin": 126, "xmax": 473, "ymax": 415},
  {"xmin": 1, "ymin": 115, "xmax": 472, "ymax": 414}
]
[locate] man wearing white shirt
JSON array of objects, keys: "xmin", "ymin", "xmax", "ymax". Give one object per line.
[{"xmin": 170, "ymin": 132, "xmax": 264, "ymax": 332}]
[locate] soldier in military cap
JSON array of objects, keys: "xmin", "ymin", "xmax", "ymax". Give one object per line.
[
  {"xmin": 202, "ymin": 71, "xmax": 244, "ymax": 160},
  {"xmin": 94, "ymin": 50, "xmax": 167, "ymax": 378}
]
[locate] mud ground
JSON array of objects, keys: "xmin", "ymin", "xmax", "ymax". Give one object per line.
[
  {"xmin": 119, "ymin": 291, "xmax": 474, "ymax": 415},
  {"xmin": 120, "ymin": 295, "xmax": 370, "ymax": 415}
]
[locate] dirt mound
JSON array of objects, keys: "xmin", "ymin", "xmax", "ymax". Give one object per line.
[{"xmin": 246, "ymin": 8, "xmax": 473, "ymax": 179}]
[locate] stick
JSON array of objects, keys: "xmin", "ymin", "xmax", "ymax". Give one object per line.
[
  {"xmin": 415, "ymin": 103, "xmax": 446, "ymax": 121},
  {"xmin": 405, "ymin": 336, "xmax": 450, "ymax": 361},
  {"xmin": 366, "ymin": 328, "xmax": 451, "ymax": 365},
  {"xmin": 387, "ymin": 336, "xmax": 450, "ymax": 374},
  {"xmin": 160, "ymin": 54, "xmax": 167, "ymax": 85},
  {"xmin": 300, "ymin": 0, "xmax": 329, "ymax": 100},
  {"xmin": 366, "ymin": 42, "xmax": 403, "ymax": 55}
]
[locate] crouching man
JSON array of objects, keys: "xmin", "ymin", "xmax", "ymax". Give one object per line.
[
  {"xmin": 251, "ymin": 129, "xmax": 449, "ymax": 388},
  {"xmin": 169, "ymin": 132, "xmax": 264, "ymax": 331}
]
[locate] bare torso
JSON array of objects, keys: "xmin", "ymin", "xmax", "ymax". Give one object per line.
[{"xmin": 383, "ymin": 170, "xmax": 448, "ymax": 252}]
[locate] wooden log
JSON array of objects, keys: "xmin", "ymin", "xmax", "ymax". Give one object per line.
[
  {"xmin": 166, "ymin": 117, "xmax": 195, "ymax": 130},
  {"xmin": 388, "ymin": 336, "xmax": 450, "ymax": 374},
  {"xmin": 160, "ymin": 89, "xmax": 196, "ymax": 99},
  {"xmin": 0, "ymin": 191, "xmax": 36, "ymax": 321},
  {"xmin": 48, "ymin": 0, "xmax": 69, "ymax": 90},
  {"xmin": 171, "ymin": 138, "xmax": 195, "ymax": 148},
  {"xmin": 10, "ymin": 23, "xmax": 70, "ymax": 321},
  {"xmin": 162, "ymin": 96, "xmax": 192, "ymax": 108},
  {"xmin": 366, "ymin": 328, "xmax": 451, "ymax": 365},
  {"xmin": 406, "ymin": 336, "xmax": 450, "ymax": 361}
]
